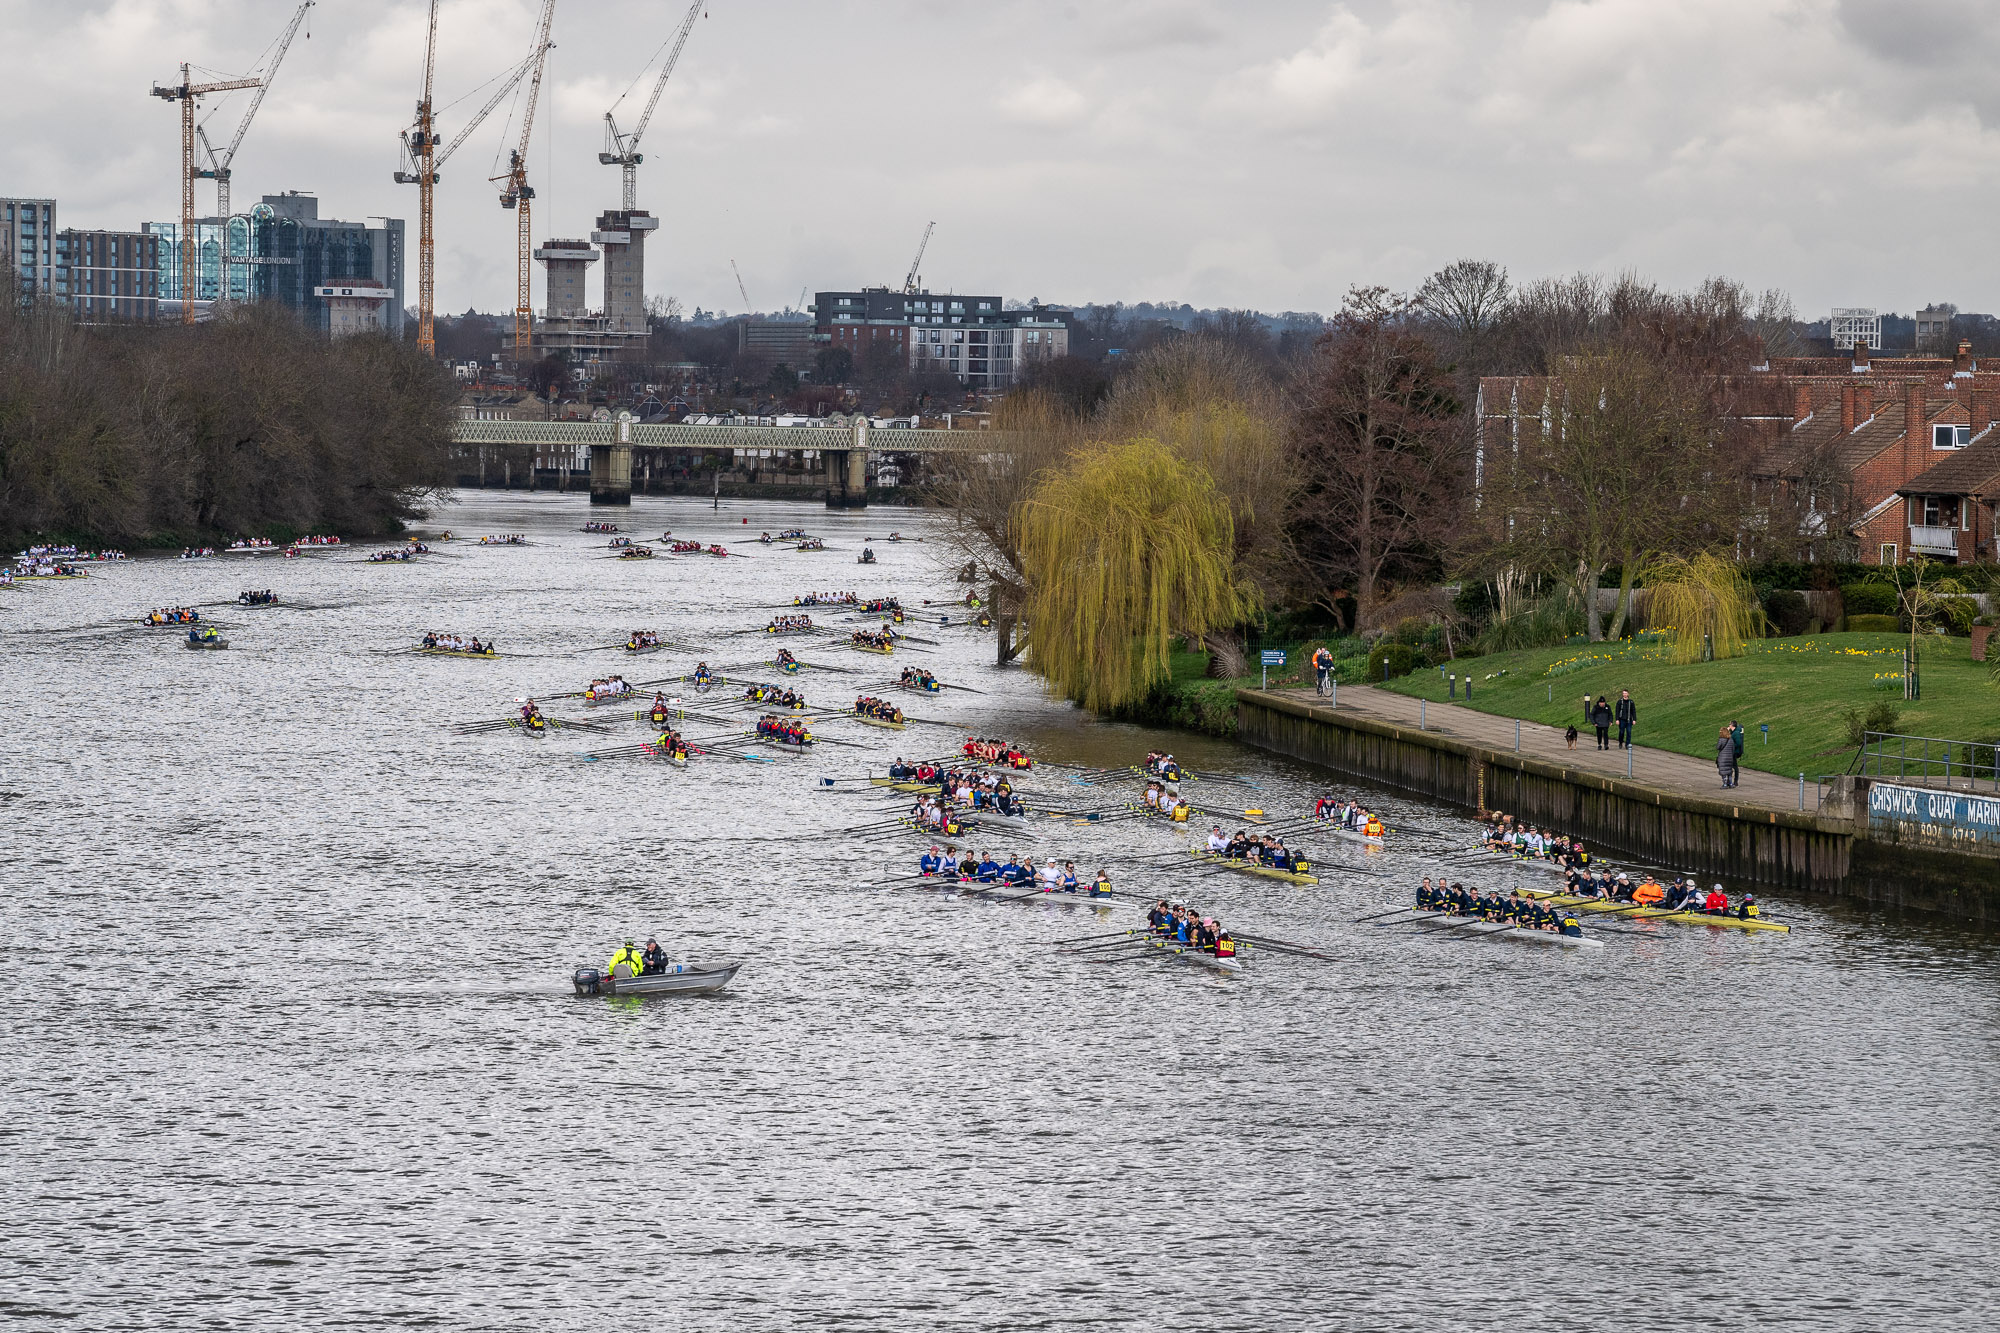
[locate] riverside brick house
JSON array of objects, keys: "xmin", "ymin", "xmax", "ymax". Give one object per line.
[{"xmin": 1477, "ymin": 340, "xmax": 2000, "ymax": 565}]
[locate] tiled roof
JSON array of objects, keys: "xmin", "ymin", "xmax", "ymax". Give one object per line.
[{"xmin": 1898, "ymin": 426, "xmax": 2000, "ymax": 496}]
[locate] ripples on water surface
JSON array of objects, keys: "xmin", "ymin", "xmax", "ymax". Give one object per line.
[{"xmin": 2, "ymin": 492, "xmax": 1995, "ymax": 1331}]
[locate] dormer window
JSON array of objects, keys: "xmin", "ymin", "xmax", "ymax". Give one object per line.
[{"xmin": 1933, "ymin": 424, "xmax": 1971, "ymax": 449}]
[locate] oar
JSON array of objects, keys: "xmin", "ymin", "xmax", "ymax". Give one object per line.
[
  {"xmin": 1045, "ymin": 928, "xmax": 1143, "ymax": 946},
  {"xmin": 1352, "ymin": 906, "xmax": 1420, "ymax": 923}
]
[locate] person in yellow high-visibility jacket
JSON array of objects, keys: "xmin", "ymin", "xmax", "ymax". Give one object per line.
[{"xmin": 606, "ymin": 940, "xmax": 646, "ymax": 980}]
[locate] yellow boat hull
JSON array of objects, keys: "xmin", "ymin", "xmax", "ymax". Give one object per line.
[{"xmin": 1522, "ymin": 888, "xmax": 1790, "ymax": 933}]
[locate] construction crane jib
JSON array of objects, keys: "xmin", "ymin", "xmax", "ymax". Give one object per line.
[
  {"xmin": 153, "ymin": 65, "xmax": 262, "ymax": 325},
  {"xmin": 903, "ymin": 221, "xmax": 935, "ymax": 295},
  {"xmin": 600, "ymin": 0, "xmax": 707, "ymax": 212},
  {"xmin": 492, "ymin": 0, "xmax": 558, "ymax": 360}
]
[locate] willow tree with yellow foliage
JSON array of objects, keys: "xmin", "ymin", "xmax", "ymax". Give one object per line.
[
  {"xmin": 926, "ymin": 337, "xmax": 1291, "ymax": 678},
  {"xmin": 1644, "ymin": 552, "xmax": 1765, "ymax": 664},
  {"xmin": 1016, "ymin": 437, "xmax": 1261, "ymax": 712}
]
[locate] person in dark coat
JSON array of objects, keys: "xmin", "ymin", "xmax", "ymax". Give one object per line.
[
  {"xmin": 1717, "ymin": 725, "xmax": 1738, "ymax": 789},
  {"xmin": 1614, "ymin": 690, "xmax": 1637, "ymax": 748},
  {"xmin": 1591, "ymin": 696, "xmax": 1613, "ymax": 751}
]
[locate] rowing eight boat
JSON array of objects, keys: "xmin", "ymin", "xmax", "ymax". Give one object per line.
[
  {"xmin": 1519, "ymin": 887, "xmax": 1791, "ymax": 933},
  {"xmin": 1185, "ymin": 847, "xmax": 1320, "ymax": 886},
  {"xmin": 1377, "ymin": 904, "xmax": 1604, "ymax": 948}
]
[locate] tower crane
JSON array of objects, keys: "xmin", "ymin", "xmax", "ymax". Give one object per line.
[
  {"xmin": 193, "ymin": 1, "xmax": 314, "ymax": 297},
  {"xmin": 153, "ymin": 66, "xmax": 263, "ymax": 324},
  {"xmin": 492, "ymin": 0, "xmax": 558, "ymax": 360},
  {"xmin": 600, "ymin": 1, "xmax": 708, "ymax": 212},
  {"xmin": 395, "ymin": 0, "xmax": 441, "ymax": 357},
  {"xmin": 902, "ymin": 221, "xmax": 935, "ymax": 295},
  {"xmin": 395, "ymin": 3, "xmax": 547, "ymax": 357},
  {"xmin": 730, "ymin": 259, "xmax": 751, "ymax": 313}
]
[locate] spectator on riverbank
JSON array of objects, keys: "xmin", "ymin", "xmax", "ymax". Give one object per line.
[
  {"xmin": 1591, "ymin": 696, "xmax": 1613, "ymax": 751},
  {"xmin": 1717, "ymin": 724, "xmax": 1739, "ymax": 789},
  {"xmin": 1615, "ymin": 690, "xmax": 1637, "ymax": 749}
]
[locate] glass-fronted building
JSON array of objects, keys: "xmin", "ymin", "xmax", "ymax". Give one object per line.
[{"xmin": 149, "ymin": 193, "xmax": 404, "ymax": 335}]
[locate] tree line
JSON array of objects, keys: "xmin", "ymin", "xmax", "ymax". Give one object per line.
[
  {"xmin": 935, "ymin": 262, "xmax": 1802, "ymax": 711},
  {"xmin": 0, "ymin": 281, "xmax": 458, "ymax": 546}
]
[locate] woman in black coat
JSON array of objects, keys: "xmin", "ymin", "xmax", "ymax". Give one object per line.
[{"xmin": 1591, "ymin": 696, "xmax": 1613, "ymax": 751}]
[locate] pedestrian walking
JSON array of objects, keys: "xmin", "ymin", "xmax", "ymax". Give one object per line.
[
  {"xmin": 1717, "ymin": 724, "xmax": 1739, "ymax": 789},
  {"xmin": 1615, "ymin": 690, "xmax": 1637, "ymax": 749},
  {"xmin": 1731, "ymin": 719, "xmax": 1746, "ymax": 770},
  {"xmin": 1591, "ymin": 696, "xmax": 1613, "ymax": 751}
]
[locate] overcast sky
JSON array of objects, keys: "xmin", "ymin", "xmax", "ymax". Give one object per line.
[{"xmin": 6, "ymin": 0, "xmax": 1994, "ymax": 319}]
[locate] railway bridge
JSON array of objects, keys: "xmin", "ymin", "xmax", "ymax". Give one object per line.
[{"xmin": 448, "ymin": 418, "xmax": 1013, "ymax": 508}]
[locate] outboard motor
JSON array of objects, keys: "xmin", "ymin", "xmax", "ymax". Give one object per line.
[{"xmin": 572, "ymin": 966, "xmax": 601, "ymax": 996}]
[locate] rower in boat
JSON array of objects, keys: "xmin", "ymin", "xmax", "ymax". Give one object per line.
[
  {"xmin": 645, "ymin": 693, "xmax": 674, "ymax": 727},
  {"xmin": 776, "ymin": 648, "xmax": 800, "ymax": 673},
  {"xmin": 628, "ymin": 630, "xmax": 661, "ymax": 650},
  {"xmin": 858, "ymin": 548, "xmax": 877, "ymax": 564},
  {"xmin": 850, "ymin": 627, "xmax": 894, "ymax": 652},
  {"xmin": 690, "ymin": 662, "xmax": 715, "ymax": 691},
  {"xmin": 768, "ymin": 614, "xmax": 814, "ymax": 633},
  {"xmin": 854, "ymin": 695, "xmax": 904, "ymax": 724}
]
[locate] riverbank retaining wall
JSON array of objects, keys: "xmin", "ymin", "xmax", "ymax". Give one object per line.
[{"xmin": 1235, "ymin": 690, "xmax": 1996, "ymax": 921}]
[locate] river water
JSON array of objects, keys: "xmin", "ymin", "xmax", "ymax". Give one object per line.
[{"xmin": 2, "ymin": 491, "xmax": 1994, "ymax": 1331}]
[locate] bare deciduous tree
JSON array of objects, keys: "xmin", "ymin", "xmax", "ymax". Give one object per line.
[{"xmin": 1289, "ymin": 288, "xmax": 1469, "ymax": 631}]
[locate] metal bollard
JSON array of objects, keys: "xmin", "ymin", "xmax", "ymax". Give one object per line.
[
  {"xmin": 1515, "ymin": 719, "xmax": 1521, "ymax": 752},
  {"xmin": 1420, "ymin": 700, "xmax": 1426, "ymax": 731},
  {"xmin": 1799, "ymin": 773, "xmax": 1805, "ymax": 810},
  {"xmin": 1627, "ymin": 746, "xmax": 1633, "ymax": 778}
]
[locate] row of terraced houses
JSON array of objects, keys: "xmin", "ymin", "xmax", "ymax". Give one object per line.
[{"xmin": 1478, "ymin": 339, "xmax": 2000, "ymax": 566}]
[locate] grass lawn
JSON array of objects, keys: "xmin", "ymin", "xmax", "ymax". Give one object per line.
[{"xmin": 1373, "ymin": 632, "xmax": 2000, "ymax": 778}]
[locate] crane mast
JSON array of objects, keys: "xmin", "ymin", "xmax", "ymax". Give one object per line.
[
  {"xmin": 393, "ymin": 0, "xmax": 442, "ymax": 356},
  {"xmin": 494, "ymin": 0, "xmax": 558, "ymax": 361},
  {"xmin": 153, "ymin": 65, "xmax": 261, "ymax": 324},
  {"xmin": 600, "ymin": 0, "xmax": 707, "ymax": 212}
]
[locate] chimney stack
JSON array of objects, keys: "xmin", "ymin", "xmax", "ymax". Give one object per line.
[
  {"xmin": 1795, "ymin": 384, "xmax": 1815, "ymax": 425},
  {"xmin": 1840, "ymin": 382, "xmax": 1857, "ymax": 433},
  {"xmin": 1907, "ymin": 381, "xmax": 1929, "ymax": 452},
  {"xmin": 1956, "ymin": 339, "xmax": 1975, "ymax": 375},
  {"xmin": 1855, "ymin": 382, "xmax": 1874, "ymax": 423},
  {"xmin": 1853, "ymin": 340, "xmax": 1871, "ymax": 372}
]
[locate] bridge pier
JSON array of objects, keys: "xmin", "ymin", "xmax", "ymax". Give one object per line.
[
  {"xmin": 589, "ymin": 443, "xmax": 632, "ymax": 505},
  {"xmin": 824, "ymin": 447, "xmax": 869, "ymax": 509}
]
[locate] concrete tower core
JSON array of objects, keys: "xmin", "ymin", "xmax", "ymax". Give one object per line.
[
  {"xmin": 533, "ymin": 238, "xmax": 598, "ymax": 316},
  {"xmin": 591, "ymin": 209, "xmax": 658, "ymax": 333}
]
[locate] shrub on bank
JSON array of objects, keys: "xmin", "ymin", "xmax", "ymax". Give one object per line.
[
  {"xmin": 1846, "ymin": 614, "xmax": 1900, "ymax": 633},
  {"xmin": 1840, "ymin": 582, "xmax": 1899, "ymax": 617},
  {"xmin": 1368, "ymin": 642, "xmax": 1416, "ymax": 681}
]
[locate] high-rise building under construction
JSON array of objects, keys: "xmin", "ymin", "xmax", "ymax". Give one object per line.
[{"xmin": 591, "ymin": 208, "xmax": 657, "ymax": 334}]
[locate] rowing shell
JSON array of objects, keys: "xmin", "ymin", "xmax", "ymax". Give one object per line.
[
  {"xmin": 1185, "ymin": 847, "xmax": 1320, "ymax": 886},
  {"xmin": 183, "ymin": 638, "xmax": 229, "ymax": 651},
  {"xmin": 1138, "ymin": 932, "xmax": 1245, "ymax": 974},
  {"xmin": 907, "ymin": 877, "xmax": 1129, "ymax": 911},
  {"xmin": 853, "ymin": 713, "xmax": 906, "ymax": 730},
  {"xmin": 1519, "ymin": 888, "xmax": 1791, "ymax": 933},
  {"xmin": 850, "ymin": 643, "xmax": 894, "ymax": 655},
  {"xmin": 1466, "ymin": 847, "xmax": 1569, "ymax": 876},
  {"xmin": 870, "ymin": 777, "xmax": 941, "ymax": 792},
  {"xmin": 417, "ymin": 647, "xmax": 497, "ymax": 658},
  {"xmin": 1380, "ymin": 904, "xmax": 1604, "ymax": 948},
  {"xmin": 1314, "ymin": 818, "xmax": 1384, "ymax": 848}
]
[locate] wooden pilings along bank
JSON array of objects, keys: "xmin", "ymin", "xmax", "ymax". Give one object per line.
[{"xmin": 1235, "ymin": 690, "xmax": 1849, "ymax": 891}]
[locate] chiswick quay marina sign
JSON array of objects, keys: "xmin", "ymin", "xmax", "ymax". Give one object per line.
[{"xmin": 1866, "ymin": 782, "xmax": 2000, "ymax": 855}]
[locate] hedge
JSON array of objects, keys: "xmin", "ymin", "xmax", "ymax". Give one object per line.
[{"xmin": 1368, "ymin": 642, "xmax": 1416, "ymax": 681}]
